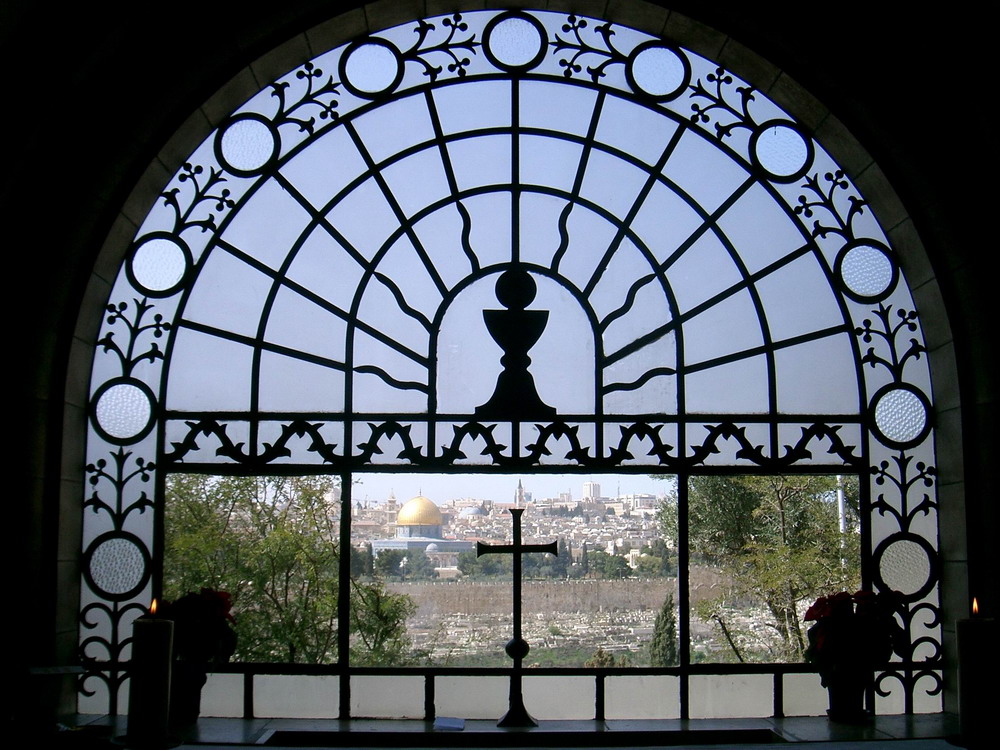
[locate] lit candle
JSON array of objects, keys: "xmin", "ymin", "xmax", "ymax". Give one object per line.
[
  {"xmin": 957, "ymin": 597, "xmax": 996, "ymax": 747},
  {"xmin": 126, "ymin": 599, "xmax": 174, "ymax": 747}
]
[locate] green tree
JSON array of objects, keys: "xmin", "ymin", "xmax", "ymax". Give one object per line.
[
  {"xmin": 164, "ymin": 474, "xmax": 415, "ymax": 665},
  {"xmin": 649, "ymin": 593, "xmax": 678, "ymax": 666},
  {"xmin": 657, "ymin": 475, "xmax": 860, "ymax": 661}
]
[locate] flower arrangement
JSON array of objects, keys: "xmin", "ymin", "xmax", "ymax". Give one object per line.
[
  {"xmin": 804, "ymin": 589, "xmax": 899, "ymax": 721},
  {"xmin": 159, "ymin": 588, "xmax": 237, "ymax": 727},
  {"xmin": 160, "ymin": 588, "xmax": 237, "ymax": 663}
]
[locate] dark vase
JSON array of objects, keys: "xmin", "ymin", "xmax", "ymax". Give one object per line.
[
  {"xmin": 170, "ymin": 661, "xmax": 208, "ymax": 729},
  {"xmin": 826, "ymin": 672, "xmax": 870, "ymax": 723}
]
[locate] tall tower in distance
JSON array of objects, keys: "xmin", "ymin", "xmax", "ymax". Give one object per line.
[{"xmin": 583, "ymin": 481, "xmax": 601, "ymax": 501}]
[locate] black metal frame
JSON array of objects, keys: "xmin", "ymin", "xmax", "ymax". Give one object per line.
[{"xmin": 79, "ymin": 9, "xmax": 942, "ymax": 720}]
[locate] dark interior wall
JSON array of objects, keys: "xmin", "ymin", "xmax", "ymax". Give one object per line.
[{"xmin": 6, "ymin": 0, "xmax": 993, "ymax": 726}]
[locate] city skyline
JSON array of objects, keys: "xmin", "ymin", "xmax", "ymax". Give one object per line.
[{"xmin": 350, "ymin": 473, "xmax": 675, "ymax": 506}]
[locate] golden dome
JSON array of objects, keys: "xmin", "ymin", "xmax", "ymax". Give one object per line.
[{"xmin": 395, "ymin": 495, "xmax": 443, "ymax": 526}]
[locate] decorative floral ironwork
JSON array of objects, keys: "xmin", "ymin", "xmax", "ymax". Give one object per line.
[
  {"xmin": 96, "ymin": 299, "xmax": 171, "ymax": 378},
  {"xmin": 689, "ymin": 66, "xmax": 756, "ymax": 138},
  {"xmin": 552, "ymin": 15, "xmax": 627, "ymax": 82},
  {"xmin": 857, "ymin": 305, "xmax": 925, "ymax": 384},
  {"xmin": 400, "ymin": 14, "xmax": 479, "ymax": 82}
]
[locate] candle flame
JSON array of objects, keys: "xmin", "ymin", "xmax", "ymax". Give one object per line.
[
  {"xmin": 972, "ymin": 597, "xmax": 979, "ymax": 616},
  {"xmin": 150, "ymin": 598, "xmax": 158, "ymax": 615}
]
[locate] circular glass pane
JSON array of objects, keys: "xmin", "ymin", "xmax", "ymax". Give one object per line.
[
  {"xmin": 841, "ymin": 242, "xmax": 894, "ymax": 299},
  {"xmin": 343, "ymin": 42, "xmax": 401, "ymax": 94},
  {"xmin": 219, "ymin": 117, "xmax": 277, "ymax": 173},
  {"xmin": 879, "ymin": 539, "xmax": 931, "ymax": 597},
  {"xmin": 630, "ymin": 45, "xmax": 687, "ymax": 98},
  {"xmin": 130, "ymin": 236, "xmax": 187, "ymax": 294},
  {"xmin": 754, "ymin": 123, "xmax": 809, "ymax": 178},
  {"xmin": 95, "ymin": 382, "xmax": 153, "ymax": 440},
  {"xmin": 486, "ymin": 16, "xmax": 544, "ymax": 67},
  {"xmin": 874, "ymin": 387, "xmax": 927, "ymax": 445},
  {"xmin": 89, "ymin": 536, "xmax": 147, "ymax": 596}
]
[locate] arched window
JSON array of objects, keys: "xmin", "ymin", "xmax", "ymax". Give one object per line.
[{"xmin": 79, "ymin": 7, "xmax": 942, "ymax": 719}]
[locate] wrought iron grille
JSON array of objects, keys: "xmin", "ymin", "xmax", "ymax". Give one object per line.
[{"xmin": 80, "ymin": 9, "xmax": 941, "ymax": 718}]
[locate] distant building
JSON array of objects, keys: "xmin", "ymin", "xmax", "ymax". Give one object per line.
[{"xmin": 371, "ymin": 494, "xmax": 474, "ymax": 567}]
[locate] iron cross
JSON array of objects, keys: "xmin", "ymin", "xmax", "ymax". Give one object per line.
[{"xmin": 477, "ymin": 507, "xmax": 558, "ymax": 727}]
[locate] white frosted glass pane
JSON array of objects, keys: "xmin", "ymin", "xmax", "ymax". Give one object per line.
[
  {"xmin": 664, "ymin": 131, "xmax": 749, "ymax": 214},
  {"xmin": 487, "ymin": 16, "xmax": 543, "ymax": 66},
  {"xmin": 875, "ymin": 388, "xmax": 927, "ymax": 443},
  {"xmin": 601, "ymin": 278, "xmax": 672, "ymax": 358},
  {"xmin": 183, "ymin": 251, "xmax": 273, "ymax": 338},
  {"xmin": 447, "ymin": 135, "xmax": 512, "ymax": 192},
  {"xmin": 666, "ymin": 233, "xmax": 743, "ymax": 314},
  {"xmin": 841, "ymin": 242, "xmax": 894, "ymax": 298},
  {"xmin": 682, "ymin": 290, "xmax": 763, "ymax": 366},
  {"xmin": 432, "ymin": 80, "xmax": 511, "ymax": 135},
  {"xmin": 519, "ymin": 80, "xmax": 597, "ymax": 137},
  {"xmin": 689, "ymin": 674, "xmax": 771, "ymax": 718},
  {"xmin": 588, "ymin": 238, "xmax": 657, "ymax": 320},
  {"xmin": 684, "ymin": 356, "xmax": 768, "ymax": 414},
  {"xmin": 166, "ymin": 329, "xmax": 253, "ymax": 411},
  {"xmin": 343, "ymin": 42, "xmax": 399, "ymax": 94},
  {"xmin": 756, "ymin": 254, "xmax": 842, "ymax": 342},
  {"xmin": 519, "ymin": 192, "xmax": 570, "ymax": 268},
  {"xmin": 579, "ymin": 149, "xmax": 649, "ymax": 221},
  {"xmin": 326, "ymin": 177, "xmax": 400, "ymax": 261},
  {"xmin": 519, "ymin": 134, "xmax": 583, "ymax": 193},
  {"xmin": 457, "ymin": 193, "xmax": 512, "ymax": 268},
  {"xmin": 380, "ymin": 147, "xmax": 451, "ymax": 218},
  {"xmin": 523, "ymin": 676, "xmax": 593, "ymax": 720},
  {"xmin": 222, "ymin": 180, "xmax": 313, "ymax": 270},
  {"xmin": 264, "ymin": 287, "xmax": 348, "ymax": 362},
  {"xmin": 220, "ymin": 117, "xmax": 276, "ymax": 172},
  {"xmin": 775, "ymin": 334, "xmax": 860, "ymax": 414},
  {"xmin": 375, "ymin": 236, "xmax": 444, "ymax": 317},
  {"xmin": 435, "ymin": 676, "xmax": 508, "ymax": 719},
  {"xmin": 281, "ymin": 127, "xmax": 367, "ymax": 210},
  {"xmin": 631, "ymin": 46, "xmax": 686, "ymax": 97},
  {"xmin": 605, "ymin": 675, "xmax": 680, "ymax": 719},
  {"xmin": 555, "ymin": 209, "xmax": 618, "ymax": 292},
  {"xmin": 630, "ymin": 181, "xmax": 705, "ymax": 268},
  {"xmin": 285, "ymin": 228, "xmax": 366, "ymax": 313},
  {"xmin": 258, "ymin": 353, "xmax": 345, "ymax": 412},
  {"xmin": 95, "ymin": 383, "xmax": 152, "ymax": 439},
  {"xmin": 254, "ymin": 675, "xmax": 338, "ymax": 718},
  {"xmin": 352, "ymin": 675, "xmax": 423, "ymax": 718},
  {"xmin": 411, "ymin": 205, "xmax": 478, "ymax": 290},
  {"xmin": 130, "ymin": 237, "xmax": 187, "ymax": 292},
  {"xmin": 357, "ymin": 272, "xmax": 435, "ymax": 353},
  {"xmin": 353, "ymin": 95, "xmax": 436, "ymax": 164},
  {"xmin": 717, "ymin": 184, "xmax": 805, "ymax": 274},
  {"xmin": 755, "ymin": 123, "xmax": 809, "ymax": 178},
  {"xmin": 201, "ymin": 673, "xmax": 244, "ymax": 717},
  {"xmin": 595, "ymin": 95, "xmax": 680, "ymax": 166},
  {"xmin": 782, "ymin": 673, "xmax": 827, "ymax": 717},
  {"xmin": 604, "ymin": 335, "xmax": 677, "ymax": 415},
  {"xmin": 89, "ymin": 537, "xmax": 145, "ymax": 595}
]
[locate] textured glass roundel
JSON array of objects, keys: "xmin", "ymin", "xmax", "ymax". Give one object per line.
[
  {"xmin": 485, "ymin": 14, "xmax": 545, "ymax": 68},
  {"xmin": 753, "ymin": 122, "xmax": 810, "ymax": 179},
  {"xmin": 840, "ymin": 242, "xmax": 894, "ymax": 299},
  {"xmin": 343, "ymin": 41, "xmax": 401, "ymax": 94},
  {"xmin": 874, "ymin": 387, "xmax": 928, "ymax": 445},
  {"xmin": 218, "ymin": 115, "xmax": 278, "ymax": 173},
  {"xmin": 95, "ymin": 382, "xmax": 153, "ymax": 440},
  {"xmin": 89, "ymin": 536, "xmax": 147, "ymax": 596},
  {"xmin": 629, "ymin": 44, "xmax": 687, "ymax": 98},
  {"xmin": 879, "ymin": 539, "xmax": 932, "ymax": 597},
  {"xmin": 129, "ymin": 236, "xmax": 188, "ymax": 294}
]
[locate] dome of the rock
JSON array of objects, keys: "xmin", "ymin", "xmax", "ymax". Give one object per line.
[{"xmin": 396, "ymin": 495, "xmax": 443, "ymax": 526}]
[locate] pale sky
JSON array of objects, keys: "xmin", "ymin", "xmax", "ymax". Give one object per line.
[{"xmin": 349, "ymin": 472, "xmax": 675, "ymax": 506}]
